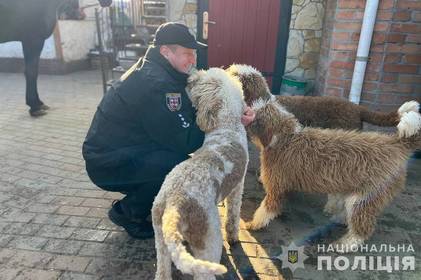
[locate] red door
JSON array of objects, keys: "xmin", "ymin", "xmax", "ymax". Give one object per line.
[{"xmin": 206, "ymin": 0, "xmax": 281, "ymax": 84}]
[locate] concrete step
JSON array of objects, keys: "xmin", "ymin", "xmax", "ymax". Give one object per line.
[
  {"xmin": 144, "ymin": 1, "xmax": 166, "ymax": 6},
  {"xmin": 144, "ymin": 6, "xmax": 166, "ymax": 12},
  {"xmin": 142, "ymin": 15, "xmax": 166, "ymax": 20}
]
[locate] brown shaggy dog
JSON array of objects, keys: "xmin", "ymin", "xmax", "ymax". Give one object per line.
[
  {"xmin": 245, "ymin": 98, "xmax": 421, "ymax": 248},
  {"xmin": 226, "ymin": 64, "xmax": 413, "ymax": 130}
]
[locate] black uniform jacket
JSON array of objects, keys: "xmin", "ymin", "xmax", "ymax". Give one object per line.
[{"xmin": 82, "ymin": 46, "xmax": 205, "ymax": 170}]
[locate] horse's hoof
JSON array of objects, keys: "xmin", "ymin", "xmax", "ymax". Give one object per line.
[
  {"xmin": 29, "ymin": 108, "xmax": 47, "ymax": 117},
  {"xmin": 40, "ymin": 104, "xmax": 50, "ymax": 110}
]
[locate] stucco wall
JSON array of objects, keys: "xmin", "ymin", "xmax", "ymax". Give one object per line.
[
  {"xmin": 0, "ymin": 36, "xmax": 56, "ymax": 59},
  {"xmin": 58, "ymin": 20, "xmax": 97, "ymax": 62}
]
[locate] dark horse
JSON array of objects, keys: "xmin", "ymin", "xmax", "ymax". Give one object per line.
[{"xmin": 0, "ymin": 0, "xmax": 112, "ymax": 116}]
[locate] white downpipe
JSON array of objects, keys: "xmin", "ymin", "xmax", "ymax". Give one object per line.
[{"xmin": 349, "ymin": 0, "xmax": 380, "ymax": 104}]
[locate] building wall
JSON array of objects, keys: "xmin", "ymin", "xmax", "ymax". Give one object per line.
[
  {"xmin": 0, "ymin": 0, "xmax": 98, "ymax": 74},
  {"xmin": 168, "ymin": 0, "xmax": 198, "ymax": 35},
  {"xmin": 175, "ymin": 0, "xmax": 326, "ymax": 82},
  {"xmin": 58, "ymin": 20, "xmax": 97, "ymax": 62},
  {"xmin": 0, "ymin": 19, "xmax": 95, "ymax": 62},
  {"xmin": 79, "ymin": 0, "xmax": 101, "ymax": 19},
  {"xmin": 0, "ymin": 37, "xmax": 56, "ymax": 59},
  {"xmin": 315, "ymin": 0, "xmax": 421, "ymax": 111},
  {"xmin": 285, "ymin": 0, "xmax": 326, "ymax": 81}
]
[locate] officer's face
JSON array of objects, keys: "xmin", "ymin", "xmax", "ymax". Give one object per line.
[{"xmin": 164, "ymin": 46, "xmax": 197, "ymax": 74}]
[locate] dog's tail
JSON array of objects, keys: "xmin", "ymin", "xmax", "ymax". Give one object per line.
[
  {"xmin": 359, "ymin": 106, "xmax": 399, "ymax": 127},
  {"xmin": 161, "ymin": 207, "xmax": 227, "ymax": 276},
  {"xmin": 360, "ymin": 100, "xmax": 420, "ymax": 127},
  {"xmin": 396, "ymin": 101, "xmax": 421, "ymax": 150}
]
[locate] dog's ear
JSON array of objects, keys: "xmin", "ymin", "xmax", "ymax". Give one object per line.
[
  {"xmin": 254, "ymin": 114, "xmax": 273, "ymax": 147},
  {"xmin": 260, "ymin": 127, "xmax": 273, "ymax": 147},
  {"xmin": 188, "ymin": 72, "xmax": 224, "ymax": 132},
  {"xmin": 196, "ymin": 94, "xmax": 223, "ymax": 132},
  {"xmin": 186, "ymin": 70, "xmax": 204, "ymax": 100},
  {"xmin": 234, "ymin": 76, "xmax": 271, "ymax": 107},
  {"xmin": 248, "ymin": 105, "xmax": 275, "ymax": 147},
  {"xmin": 243, "ymin": 74, "xmax": 272, "ymax": 106}
]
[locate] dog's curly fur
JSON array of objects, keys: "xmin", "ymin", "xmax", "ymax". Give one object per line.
[
  {"xmin": 151, "ymin": 68, "xmax": 248, "ymax": 280},
  {"xmin": 245, "ymin": 98, "xmax": 421, "ymax": 248},
  {"xmin": 226, "ymin": 64, "xmax": 410, "ymax": 130},
  {"xmin": 227, "ymin": 63, "xmax": 421, "ymax": 210}
]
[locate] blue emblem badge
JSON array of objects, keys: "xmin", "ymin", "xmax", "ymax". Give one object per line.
[{"xmin": 166, "ymin": 93, "xmax": 182, "ymax": 112}]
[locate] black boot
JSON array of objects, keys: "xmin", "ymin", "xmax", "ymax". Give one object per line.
[{"xmin": 108, "ymin": 200, "xmax": 154, "ymax": 239}]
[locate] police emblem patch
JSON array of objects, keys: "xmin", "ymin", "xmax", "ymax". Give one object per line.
[
  {"xmin": 288, "ymin": 250, "xmax": 298, "ymax": 264},
  {"xmin": 166, "ymin": 93, "xmax": 182, "ymax": 112}
]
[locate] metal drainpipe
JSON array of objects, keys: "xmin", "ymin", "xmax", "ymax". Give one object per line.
[{"xmin": 348, "ymin": 0, "xmax": 380, "ymax": 104}]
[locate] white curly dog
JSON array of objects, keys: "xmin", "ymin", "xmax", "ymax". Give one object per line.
[{"xmin": 152, "ymin": 68, "xmax": 249, "ymax": 280}]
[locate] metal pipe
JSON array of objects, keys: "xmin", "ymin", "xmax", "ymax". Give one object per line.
[{"xmin": 95, "ymin": 8, "xmax": 108, "ymax": 95}]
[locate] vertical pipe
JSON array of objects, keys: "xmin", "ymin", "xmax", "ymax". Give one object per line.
[
  {"xmin": 95, "ymin": 8, "xmax": 107, "ymax": 95},
  {"xmin": 348, "ymin": 0, "xmax": 380, "ymax": 104}
]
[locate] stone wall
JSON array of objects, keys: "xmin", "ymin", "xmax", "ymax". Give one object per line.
[
  {"xmin": 285, "ymin": 0, "xmax": 326, "ymax": 81},
  {"xmin": 167, "ymin": 0, "xmax": 198, "ymax": 36},
  {"xmin": 165, "ymin": 0, "xmax": 327, "ymax": 84},
  {"xmin": 315, "ymin": 0, "xmax": 421, "ymax": 111}
]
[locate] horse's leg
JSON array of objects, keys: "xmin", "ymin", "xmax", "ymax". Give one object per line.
[{"xmin": 22, "ymin": 38, "xmax": 49, "ymax": 116}]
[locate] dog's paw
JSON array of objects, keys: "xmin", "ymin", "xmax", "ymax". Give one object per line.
[
  {"xmin": 244, "ymin": 221, "xmax": 263, "ymax": 231},
  {"xmin": 330, "ymin": 233, "xmax": 364, "ymax": 253},
  {"xmin": 226, "ymin": 230, "xmax": 239, "ymax": 245},
  {"xmin": 255, "ymin": 169, "xmax": 263, "ymax": 184},
  {"xmin": 323, "ymin": 204, "xmax": 336, "ymax": 216},
  {"xmin": 227, "ymin": 237, "xmax": 240, "ymax": 246}
]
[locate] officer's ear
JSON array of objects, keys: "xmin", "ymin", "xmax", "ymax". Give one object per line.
[{"xmin": 187, "ymin": 71, "xmax": 222, "ymax": 132}]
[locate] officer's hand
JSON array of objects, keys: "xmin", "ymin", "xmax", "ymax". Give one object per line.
[{"xmin": 241, "ymin": 106, "xmax": 255, "ymax": 127}]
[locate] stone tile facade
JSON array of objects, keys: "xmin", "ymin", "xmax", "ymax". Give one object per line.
[
  {"xmin": 285, "ymin": 0, "xmax": 326, "ymax": 81},
  {"xmin": 168, "ymin": 0, "xmax": 198, "ymax": 36}
]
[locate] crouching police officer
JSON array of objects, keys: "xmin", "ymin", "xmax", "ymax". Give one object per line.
[{"xmin": 82, "ymin": 22, "xmax": 255, "ymax": 239}]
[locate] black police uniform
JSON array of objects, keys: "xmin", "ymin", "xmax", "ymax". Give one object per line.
[{"xmin": 82, "ymin": 45, "xmax": 204, "ymax": 221}]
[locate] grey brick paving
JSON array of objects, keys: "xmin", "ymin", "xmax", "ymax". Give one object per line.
[
  {"xmin": 7, "ymin": 250, "xmax": 54, "ymax": 269},
  {"xmin": 64, "ymin": 217, "xmax": 101, "ymax": 229},
  {"xmin": 58, "ymin": 272, "xmax": 98, "ymax": 280},
  {"xmin": 37, "ymin": 225, "xmax": 76, "ymax": 239},
  {"xmin": 47, "ymin": 255, "xmax": 92, "ymax": 272},
  {"xmin": 7, "ymin": 236, "xmax": 49, "ymax": 251},
  {"xmin": 14, "ymin": 268, "xmax": 62, "ymax": 280},
  {"xmin": 0, "ymin": 268, "xmax": 22, "ymax": 280},
  {"xmin": 42, "ymin": 239, "xmax": 86, "ymax": 256},
  {"xmin": 0, "ymin": 235, "xmax": 14, "ymax": 247},
  {"xmin": 0, "ymin": 71, "xmax": 420, "ymax": 279},
  {"xmin": 32, "ymin": 213, "xmax": 69, "ymax": 226},
  {"xmin": 71, "ymin": 229, "xmax": 109, "ymax": 242}
]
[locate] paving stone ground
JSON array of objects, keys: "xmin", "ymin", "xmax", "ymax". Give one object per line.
[{"xmin": 0, "ymin": 70, "xmax": 420, "ymax": 280}]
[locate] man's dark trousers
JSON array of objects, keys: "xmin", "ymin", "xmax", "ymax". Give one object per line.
[{"xmin": 86, "ymin": 147, "xmax": 188, "ymax": 221}]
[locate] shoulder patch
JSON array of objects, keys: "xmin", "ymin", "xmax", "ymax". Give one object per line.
[{"xmin": 166, "ymin": 93, "xmax": 182, "ymax": 112}]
